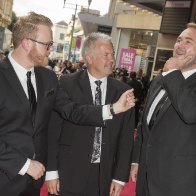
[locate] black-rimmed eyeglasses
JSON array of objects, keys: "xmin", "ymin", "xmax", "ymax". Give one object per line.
[{"xmin": 28, "ymin": 38, "xmax": 53, "ymax": 50}]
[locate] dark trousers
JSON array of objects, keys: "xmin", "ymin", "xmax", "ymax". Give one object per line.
[
  {"xmin": 51, "ymin": 164, "xmax": 100, "ymax": 196},
  {"xmin": 84, "ymin": 163, "xmax": 100, "ymax": 196},
  {"xmin": 18, "ymin": 183, "xmax": 40, "ymax": 196}
]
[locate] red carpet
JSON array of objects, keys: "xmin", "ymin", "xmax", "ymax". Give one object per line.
[{"xmin": 40, "ymin": 181, "xmax": 136, "ymax": 196}]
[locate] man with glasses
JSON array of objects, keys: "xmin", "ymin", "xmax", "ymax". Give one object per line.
[{"xmin": 0, "ymin": 12, "xmax": 135, "ymax": 196}]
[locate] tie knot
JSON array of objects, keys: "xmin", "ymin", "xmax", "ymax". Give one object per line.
[
  {"xmin": 95, "ymin": 80, "xmax": 102, "ymax": 87},
  {"xmin": 27, "ymin": 71, "xmax": 32, "ymax": 80}
]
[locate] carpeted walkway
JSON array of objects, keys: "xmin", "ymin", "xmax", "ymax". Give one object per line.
[{"xmin": 40, "ymin": 180, "xmax": 136, "ymax": 196}]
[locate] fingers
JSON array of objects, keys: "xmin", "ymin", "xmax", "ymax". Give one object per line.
[
  {"xmin": 57, "ymin": 180, "xmax": 60, "ymax": 192},
  {"xmin": 110, "ymin": 182, "xmax": 123, "ymax": 196},
  {"xmin": 46, "ymin": 179, "xmax": 59, "ymax": 195},
  {"xmin": 163, "ymin": 55, "xmax": 193, "ymax": 72},
  {"xmin": 126, "ymin": 89, "xmax": 135, "ymax": 107},
  {"xmin": 110, "ymin": 182, "xmax": 115, "ymax": 195},
  {"xmin": 26, "ymin": 160, "xmax": 45, "ymax": 180},
  {"xmin": 130, "ymin": 164, "xmax": 139, "ymax": 182},
  {"xmin": 113, "ymin": 89, "xmax": 135, "ymax": 114}
]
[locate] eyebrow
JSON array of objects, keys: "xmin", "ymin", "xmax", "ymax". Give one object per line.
[{"xmin": 177, "ymin": 36, "xmax": 194, "ymax": 42}]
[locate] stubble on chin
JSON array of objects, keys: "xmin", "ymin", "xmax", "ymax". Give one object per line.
[{"xmin": 180, "ymin": 57, "xmax": 196, "ymax": 71}]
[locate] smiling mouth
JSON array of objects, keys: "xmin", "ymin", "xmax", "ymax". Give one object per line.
[{"xmin": 175, "ymin": 50, "xmax": 186, "ymax": 56}]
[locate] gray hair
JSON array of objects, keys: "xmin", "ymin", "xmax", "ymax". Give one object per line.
[
  {"xmin": 187, "ymin": 22, "xmax": 196, "ymax": 29},
  {"xmin": 81, "ymin": 32, "xmax": 112, "ymax": 62}
]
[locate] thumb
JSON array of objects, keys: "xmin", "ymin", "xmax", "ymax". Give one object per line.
[
  {"xmin": 57, "ymin": 180, "xmax": 60, "ymax": 192},
  {"xmin": 110, "ymin": 183, "xmax": 114, "ymax": 195}
]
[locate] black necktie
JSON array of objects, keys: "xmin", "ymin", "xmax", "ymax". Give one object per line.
[
  {"xmin": 27, "ymin": 71, "xmax": 37, "ymax": 126},
  {"xmin": 91, "ymin": 80, "xmax": 102, "ymax": 163},
  {"xmin": 149, "ymin": 92, "xmax": 168, "ymax": 129}
]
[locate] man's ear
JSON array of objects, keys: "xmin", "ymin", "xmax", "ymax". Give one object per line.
[
  {"xmin": 86, "ymin": 54, "xmax": 92, "ymax": 65},
  {"xmin": 21, "ymin": 38, "xmax": 31, "ymax": 53}
]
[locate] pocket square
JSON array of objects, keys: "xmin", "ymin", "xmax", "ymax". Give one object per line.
[{"xmin": 45, "ymin": 88, "xmax": 55, "ymax": 97}]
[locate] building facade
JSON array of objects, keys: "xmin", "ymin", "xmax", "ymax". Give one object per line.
[{"xmin": 0, "ymin": 0, "xmax": 13, "ymax": 50}]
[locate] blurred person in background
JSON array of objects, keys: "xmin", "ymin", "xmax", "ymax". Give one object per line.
[{"xmin": 127, "ymin": 71, "xmax": 143, "ymax": 128}]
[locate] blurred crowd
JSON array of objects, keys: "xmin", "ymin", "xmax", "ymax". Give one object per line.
[
  {"xmin": 112, "ymin": 67, "xmax": 150, "ymax": 127},
  {"xmin": 46, "ymin": 59, "xmax": 86, "ymax": 79}
]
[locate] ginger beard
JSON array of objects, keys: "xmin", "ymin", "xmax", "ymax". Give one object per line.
[{"xmin": 29, "ymin": 46, "xmax": 47, "ymax": 67}]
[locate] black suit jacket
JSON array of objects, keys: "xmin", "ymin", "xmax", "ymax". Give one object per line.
[
  {"xmin": 135, "ymin": 70, "xmax": 196, "ymax": 196},
  {"xmin": 0, "ymin": 57, "xmax": 104, "ymax": 194},
  {"xmin": 47, "ymin": 70, "xmax": 135, "ymax": 196}
]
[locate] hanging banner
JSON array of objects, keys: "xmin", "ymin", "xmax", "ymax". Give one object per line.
[
  {"xmin": 76, "ymin": 36, "xmax": 82, "ymax": 49},
  {"xmin": 118, "ymin": 48, "xmax": 136, "ymax": 72}
]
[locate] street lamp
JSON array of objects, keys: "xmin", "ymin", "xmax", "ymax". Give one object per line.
[{"xmin": 63, "ymin": 0, "xmax": 92, "ymax": 62}]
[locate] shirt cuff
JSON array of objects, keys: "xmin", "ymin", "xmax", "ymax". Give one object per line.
[
  {"xmin": 131, "ymin": 163, "xmax": 139, "ymax": 165},
  {"xmin": 102, "ymin": 105, "xmax": 113, "ymax": 120},
  {"xmin": 112, "ymin": 179, "xmax": 125, "ymax": 186},
  {"xmin": 18, "ymin": 158, "xmax": 31, "ymax": 175},
  {"xmin": 162, "ymin": 69, "xmax": 178, "ymax": 76},
  {"xmin": 45, "ymin": 171, "xmax": 59, "ymax": 181}
]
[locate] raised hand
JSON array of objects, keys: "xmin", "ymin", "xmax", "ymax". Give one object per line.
[
  {"xmin": 163, "ymin": 55, "xmax": 193, "ymax": 72},
  {"xmin": 113, "ymin": 89, "xmax": 135, "ymax": 114}
]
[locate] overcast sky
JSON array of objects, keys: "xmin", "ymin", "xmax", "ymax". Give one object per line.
[{"xmin": 13, "ymin": 0, "xmax": 110, "ymax": 23}]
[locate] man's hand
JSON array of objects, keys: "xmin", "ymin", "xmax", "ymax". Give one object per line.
[
  {"xmin": 163, "ymin": 55, "xmax": 193, "ymax": 72},
  {"xmin": 26, "ymin": 160, "xmax": 45, "ymax": 180},
  {"xmin": 45, "ymin": 179, "xmax": 60, "ymax": 195},
  {"xmin": 130, "ymin": 164, "xmax": 139, "ymax": 182},
  {"xmin": 113, "ymin": 89, "xmax": 135, "ymax": 114},
  {"xmin": 110, "ymin": 181, "xmax": 124, "ymax": 196}
]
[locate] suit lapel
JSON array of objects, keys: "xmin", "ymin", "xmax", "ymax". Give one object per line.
[
  {"xmin": 79, "ymin": 71, "xmax": 94, "ymax": 104},
  {"xmin": 152, "ymin": 98, "xmax": 171, "ymax": 129},
  {"xmin": 105, "ymin": 77, "xmax": 118, "ymax": 104},
  {"xmin": 33, "ymin": 68, "xmax": 44, "ymax": 130},
  {"xmin": 144, "ymin": 75, "xmax": 171, "ymax": 129},
  {"xmin": 1, "ymin": 58, "xmax": 31, "ymax": 114},
  {"xmin": 143, "ymin": 75, "xmax": 163, "ymax": 121}
]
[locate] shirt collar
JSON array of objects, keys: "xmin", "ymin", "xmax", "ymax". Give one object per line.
[
  {"xmin": 8, "ymin": 51, "xmax": 35, "ymax": 81},
  {"xmin": 182, "ymin": 69, "xmax": 196, "ymax": 79},
  {"xmin": 87, "ymin": 71, "xmax": 107, "ymax": 86}
]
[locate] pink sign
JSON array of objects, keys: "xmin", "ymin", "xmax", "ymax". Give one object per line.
[{"xmin": 118, "ymin": 48, "xmax": 136, "ymax": 72}]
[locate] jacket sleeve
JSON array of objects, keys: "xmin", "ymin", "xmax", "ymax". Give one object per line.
[
  {"xmin": 0, "ymin": 140, "xmax": 27, "ymax": 177},
  {"xmin": 53, "ymin": 82, "xmax": 104, "ymax": 127},
  {"xmin": 113, "ymin": 108, "xmax": 135, "ymax": 182},
  {"xmin": 132, "ymin": 122, "xmax": 143, "ymax": 163},
  {"xmin": 46, "ymin": 110, "xmax": 63, "ymax": 171}
]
